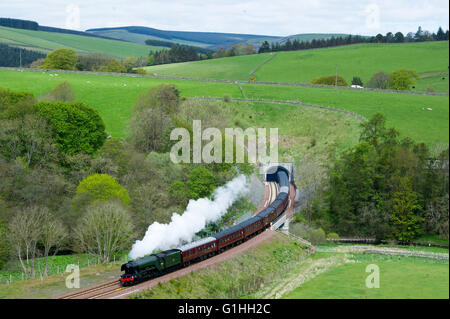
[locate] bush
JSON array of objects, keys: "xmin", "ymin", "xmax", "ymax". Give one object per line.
[
  {"xmin": 39, "ymin": 81, "xmax": 76, "ymax": 102},
  {"xmin": 223, "ymin": 94, "xmax": 232, "ymax": 102},
  {"xmin": 74, "ymin": 173, "xmax": 130, "ymax": 209},
  {"xmin": 327, "ymin": 232, "xmax": 339, "ymax": 240},
  {"xmin": 96, "ymin": 59, "xmax": 126, "ymax": 73},
  {"xmin": 136, "ymin": 68, "xmax": 147, "ymax": 75},
  {"xmin": 40, "ymin": 49, "xmax": 78, "ymax": 70},
  {"xmin": 35, "ymin": 101, "xmax": 107, "ymax": 155},
  {"xmin": 351, "ymin": 76, "xmax": 363, "ymax": 86},
  {"xmin": 310, "ymin": 75, "xmax": 348, "ymax": 86},
  {"xmin": 391, "ymin": 68, "xmax": 417, "ymax": 91},
  {"xmin": 133, "ymin": 84, "xmax": 180, "ymax": 114},
  {"xmin": 366, "ymin": 71, "xmax": 392, "ymax": 89},
  {"xmin": 307, "ymin": 227, "xmax": 326, "ymax": 245}
]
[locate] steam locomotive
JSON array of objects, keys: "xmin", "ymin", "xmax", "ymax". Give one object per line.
[{"xmin": 119, "ymin": 167, "xmax": 290, "ymax": 286}]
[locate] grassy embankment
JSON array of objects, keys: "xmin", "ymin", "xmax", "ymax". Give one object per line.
[
  {"xmin": 144, "ymin": 42, "xmax": 449, "ymax": 93},
  {"xmin": 0, "ymin": 26, "xmax": 163, "ymax": 58}
]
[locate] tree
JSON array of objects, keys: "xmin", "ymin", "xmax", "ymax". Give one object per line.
[
  {"xmin": 40, "ymin": 49, "xmax": 78, "ymax": 70},
  {"xmin": 391, "ymin": 68, "xmax": 417, "ymax": 90},
  {"xmin": 258, "ymin": 41, "xmax": 271, "ymax": 53},
  {"xmin": 366, "ymin": 71, "xmax": 392, "ymax": 89},
  {"xmin": 0, "ymin": 114, "xmax": 58, "ymax": 167},
  {"xmin": 394, "ymin": 32, "xmax": 404, "ymax": 43},
  {"xmin": 390, "ymin": 178, "xmax": 423, "ymax": 242},
  {"xmin": 8, "ymin": 206, "xmax": 65, "ymax": 278},
  {"xmin": 122, "ymin": 56, "xmax": 138, "ymax": 73},
  {"xmin": 0, "ymin": 220, "xmax": 8, "ymax": 269},
  {"xmin": 414, "ymin": 26, "xmax": 424, "ymax": 41},
  {"xmin": 351, "ymin": 76, "xmax": 363, "ymax": 86},
  {"xmin": 426, "ymin": 194, "xmax": 449, "ymax": 239},
  {"xmin": 74, "ymin": 173, "xmax": 130, "ymax": 209},
  {"xmin": 34, "ymin": 101, "xmax": 107, "ymax": 155},
  {"xmin": 74, "ymin": 201, "xmax": 133, "ymax": 263},
  {"xmin": 186, "ymin": 167, "xmax": 216, "ymax": 199},
  {"xmin": 129, "ymin": 85, "xmax": 180, "ymax": 153},
  {"xmin": 39, "ymin": 81, "xmax": 76, "ymax": 102},
  {"xmin": 436, "ymin": 27, "xmax": 445, "ymax": 41},
  {"xmin": 96, "ymin": 59, "xmax": 126, "ymax": 73}
]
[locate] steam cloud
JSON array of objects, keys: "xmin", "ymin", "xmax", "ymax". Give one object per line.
[{"xmin": 129, "ymin": 174, "xmax": 249, "ymax": 259}]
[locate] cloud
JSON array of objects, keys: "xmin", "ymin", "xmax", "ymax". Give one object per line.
[{"xmin": 0, "ymin": 0, "xmax": 448, "ymax": 36}]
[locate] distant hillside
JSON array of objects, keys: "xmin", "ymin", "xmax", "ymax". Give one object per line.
[
  {"xmin": 0, "ymin": 25, "xmax": 164, "ymax": 58},
  {"xmin": 87, "ymin": 26, "xmax": 282, "ymax": 49}
]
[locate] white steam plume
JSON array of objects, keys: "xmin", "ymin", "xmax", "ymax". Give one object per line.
[{"xmin": 129, "ymin": 174, "xmax": 249, "ymax": 259}]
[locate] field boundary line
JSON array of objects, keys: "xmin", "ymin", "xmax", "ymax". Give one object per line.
[
  {"xmin": 249, "ymin": 52, "xmax": 278, "ymax": 78},
  {"xmin": 1, "ymin": 67, "xmax": 447, "ymax": 97}
]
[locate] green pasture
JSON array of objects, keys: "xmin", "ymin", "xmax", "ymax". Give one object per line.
[
  {"xmin": 0, "ymin": 69, "xmax": 447, "ymax": 146},
  {"xmin": 143, "ymin": 42, "xmax": 449, "ymax": 93},
  {"xmin": 283, "ymin": 253, "xmax": 449, "ymax": 299},
  {"xmin": 0, "ymin": 26, "xmax": 163, "ymax": 58},
  {"xmin": 145, "ymin": 52, "xmax": 273, "ymax": 80}
]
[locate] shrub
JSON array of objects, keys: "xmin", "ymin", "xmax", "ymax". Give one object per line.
[
  {"xmin": 327, "ymin": 232, "xmax": 339, "ymax": 240},
  {"xmin": 74, "ymin": 173, "xmax": 130, "ymax": 209},
  {"xmin": 29, "ymin": 58, "xmax": 45, "ymax": 69},
  {"xmin": 96, "ymin": 59, "xmax": 126, "ymax": 73},
  {"xmin": 307, "ymin": 227, "xmax": 326, "ymax": 245},
  {"xmin": 136, "ymin": 68, "xmax": 147, "ymax": 75},
  {"xmin": 391, "ymin": 68, "xmax": 417, "ymax": 91},
  {"xmin": 35, "ymin": 101, "xmax": 107, "ymax": 155},
  {"xmin": 39, "ymin": 81, "xmax": 76, "ymax": 102},
  {"xmin": 0, "ymin": 88, "xmax": 35, "ymax": 108},
  {"xmin": 40, "ymin": 49, "xmax": 78, "ymax": 70},
  {"xmin": 366, "ymin": 71, "xmax": 392, "ymax": 89},
  {"xmin": 310, "ymin": 75, "xmax": 348, "ymax": 86},
  {"xmin": 223, "ymin": 94, "xmax": 232, "ymax": 102},
  {"xmin": 133, "ymin": 84, "xmax": 180, "ymax": 114},
  {"xmin": 351, "ymin": 76, "xmax": 363, "ymax": 86}
]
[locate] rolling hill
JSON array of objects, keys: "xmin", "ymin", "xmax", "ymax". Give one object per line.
[
  {"xmin": 87, "ymin": 26, "xmax": 282, "ymax": 49},
  {"xmin": 0, "ymin": 25, "xmax": 164, "ymax": 58},
  {"xmin": 143, "ymin": 41, "xmax": 449, "ymax": 92}
]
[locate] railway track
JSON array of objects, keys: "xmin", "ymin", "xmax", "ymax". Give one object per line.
[{"xmin": 59, "ymin": 279, "xmax": 121, "ymax": 299}]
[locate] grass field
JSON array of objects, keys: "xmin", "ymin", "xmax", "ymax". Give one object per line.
[
  {"xmin": 0, "ymin": 26, "xmax": 163, "ymax": 58},
  {"xmin": 143, "ymin": 42, "xmax": 449, "ymax": 92},
  {"xmin": 0, "ymin": 69, "xmax": 447, "ymax": 146},
  {"xmin": 145, "ymin": 52, "xmax": 273, "ymax": 80},
  {"xmin": 283, "ymin": 253, "xmax": 449, "ymax": 299}
]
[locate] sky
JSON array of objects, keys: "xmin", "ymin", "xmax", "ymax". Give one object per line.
[{"xmin": 1, "ymin": 0, "xmax": 449, "ymax": 36}]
